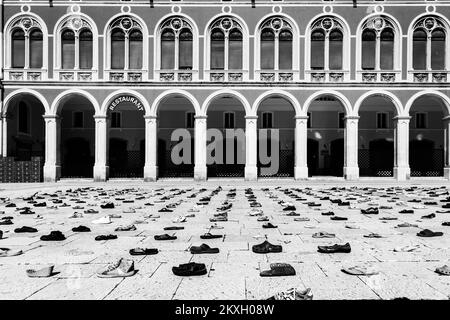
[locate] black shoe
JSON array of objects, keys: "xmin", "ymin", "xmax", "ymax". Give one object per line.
[
  {"xmin": 100, "ymin": 203, "xmax": 115, "ymax": 209},
  {"xmin": 252, "ymin": 240, "xmax": 282, "ymax": 254},
  {"xmin": 262, "ymin": 223, "xmax": 278, "ymax": 229},
  {"xmin": 330, "ymin": 216, "xmax": 348, "ymax": 221},
  {"xmin": 15, "ymin": 226, "xmax": 38, "ymax": 233},
  {"xmin": 72, "ymin": 225, "xmax": 91, "ymax": 232},
  {"xmin": 95, "ymin": 234, "xmax": 117, "ymax": 241},
  {"xmin": 40, "ymin": 231, "xmax": 66, "ymax": 241},
  {"xmin": 172, "ymin": 262, "xmax": 207, "ymax": 276},
  {"xmin": 318, "ymin": 243, "xmax": 351, "ymax": 253}
]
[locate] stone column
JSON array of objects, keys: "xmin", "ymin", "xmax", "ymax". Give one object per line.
[
  {"xmin": 43, "ymin": 115, "xmax": 61, "ymax": 182},
  {"xmin": 93, "ymin": 115, "xmax": 109, "ymax": 182},
  {"xmin": 443, "ymin": 116, "xmax": 450, "ymax": 179},
  {"xmin": 194, "ymin": 115, "xmax": 207, "ymax": 181},
  {"xmin": 144, "ymin": 115, "xmax": 158, "ymax": 181},
  {"xmin": 343, "ymin": 115, "xmax": 360, "ymax": 180},
  {"xmin": 394, "ymin": 116, "xmax": 411, "ymax": 181},
  {"xmin": 244, "ymin": 115, "xmax": 258, "ymax": 181},
  {"xmin": 1, "ymin": 115, "xmax": 6, "ymax": 156},
  {"xmin": 294, "ymin": 115, "xmax": 309, "ymax": 179},
  {"xmin": 0, "ymin": 115, "xmax": 3, "ymax": 157}
]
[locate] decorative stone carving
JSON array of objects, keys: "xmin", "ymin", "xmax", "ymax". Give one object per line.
[
  {"xmin": 260, "ymin": 73, "xmax": 275, "ymax": 82},
  {"xmin": 279, "ymin": 73, "xmax": 293, "ymax": 82},
  {"xmin": 78, "ymin": 72, "xmax": 92, "ymax": 81},
  {"xmin": 413, "ymin": 73, "xmax": 429, "ymax": 83},
  {"xmin": 128, "ymin": 72, "xmax": 142, "ymax": 81},
  {"xmin": 432, "ymin": 72, "xmax": 447, "ymax": 83},
  {"xmin": 311, "ymin": 73, "xmax": 325, "ymax": 82},
  {"xmin": 210, "ymin": 73, "xmax": 225, "ymax": 82},
  {"xmin": 10, "ymin": 72, "xmax": 24, "ymax": 81},
  {"xmin": 160, "ymin": 73, "xmax": 175, "ymax": 81},
  {"xmin": 380, "ymin": 73, "xmax": 395, "ymax": 82},
  {"xmin": 178, "ymin": 72, "xmax": 192, "ymax": 82},
  {"xmin": 60, "ymin": 72, "xmax": 74, "ymax": 81},
  {"xmin": 110, "ymin": 73, "xmax": 124, "ymax": 81},
  {"xmin": 362, "ymin": 73, "xmax": 377, "ymax": 82},
  {"xmin": 329, "ymin": 73, "xmax": 344, "ymax": 82},
  {"xmin": 228, "ymin": 73, "xmax": 243, "ymax": 81}
]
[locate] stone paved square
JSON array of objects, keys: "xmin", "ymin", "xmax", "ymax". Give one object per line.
[{"xmin": 1, "ymin": 180, "xmax": 450, "ymax": 300}]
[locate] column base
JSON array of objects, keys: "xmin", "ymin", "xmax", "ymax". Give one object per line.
[
  {"xmin": 394, "ymin": 166, "xmax": 410, "ymax": 181},
  {"xmin": 194, "ymin": 165, "xmax": 207, "ymax": 181},
  {"xmin": 245, "ymin": 166, "xmax": 258, "ymax": 181},
  {"xmin": 294, "ymin": 166, "xmax": 309, "ymax": 180},
  {"xmin": 344, "ymin": 166, "xmax": 359, "ymax": 180},
  {"xmin": 144, "ymin": 165, "xmax": 158, "ymax": 182},
  {"xmin": 444, "ymin": 167, "xmax": 450, "ymax": 180},
  {"xmin": 93, "ymin": 165, "xmax": 109, "ymax": 182},
  {"xmin": 43, "ymin": 164, "xmax": 61, "ymax": 182}
]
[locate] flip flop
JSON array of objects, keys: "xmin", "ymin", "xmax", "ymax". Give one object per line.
[
  {"xmin": 312, "ymin": 232, "xmax": 335, "ymax": 238},
  {"xmin": 417, "ymin": 229, "xmax": 443, "ymax": 237},
  {"xmin": 154, "ymin": 234, "xmax": 177, "ymax": 241},
  {"xmin": 260, "ymin": 263, "xmax": 296, "ymax": 277},
  {"xmin": 267, "ymin": 287, "xmax": 313, "ymax": 300}
]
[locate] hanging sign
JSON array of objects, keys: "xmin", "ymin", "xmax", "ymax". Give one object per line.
[{"xmin": 108, "ymin": 95, "xmax": 144, "ymax": 111}]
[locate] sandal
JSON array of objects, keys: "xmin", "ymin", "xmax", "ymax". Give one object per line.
[
  {"xmin": 260, "ymin": 263, "xmax": 296, "ymax": 277},
  {"xmin": 129, "ymin": 248, "xmax": 158, "ymax": 256},
  {"xmin": 252, "ymin": 240, "xmax": 282, "ymax": 254},
  {"xmin": 190, "ymin": 243, "xmax": 219, "ymax": 254},
  {"xmin": 200, "ymin": 233, "xmax": 223, "ymax": 239},
  {"xmin": 154, "ymin": 234, "xmax": 177, "ymax": 241},
  {"xmin": 172, "ymin": 262, "xmax": 207, "ymax": 276}
]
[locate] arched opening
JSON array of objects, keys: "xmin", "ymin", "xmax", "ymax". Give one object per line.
[
  {"xmin": 4, "ymin": 93, "xmax": 45, "ymax": 181},
  {"xmin": 409, "ymin": 95, "xmax": 448, "ymax": 177},
  {"xmin": 157, "ymin": 96, "xmax": 195, "ymax": 178},
  {"xmin": 107, "ymin": 95, "xmax": 145, "ymax": 178},
  {"xmin": 256, "ymin": 97, "xmax": 295, "ymax": 177},
  {"xmin": 206, "ymin": 96, "xmax": 246, "ymax": 178},
  {"xmin": 307, "ymin": 95, "xmax": 346, "ymax": 177},
  {"xmin": 358, "ymin": 96, "xmax": 397, "ymax": 177},
  {"xmin": 57, "ymin": 95, "xmax": 95, "ymax": 178}
]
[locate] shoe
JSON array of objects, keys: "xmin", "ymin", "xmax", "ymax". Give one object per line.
[
  {"xmin": 154, "ymin": 234, "xmax": 177, "ymax": 241},
  {"xmin": 283, "ymin": 205, "xmax": 296, "ymax": 211},
  {"xmin": 435, "ymin": 265, "xmax": 450, "ymax": 276},
  {"xmin": 330, "ymin": 216, "xmax": 348, "ymax": 221},
  {"xmin": 312, "ymin": 232, "xmax": 335, "ymax": 238},
  {"xmin": 72, "ymin": 225, "xmax": 91, "ymax": 232},
  {"xmin": 100, "ymin": 203, "xmax": 115, "ymax": 209},
  {"xmin": 285, "ymin": 211, "xmax": 300, "ymax": 216},
  {"xmin": 252, "ymin": 240, "xmax": 282, "ymax": 254},
  {"xmin": 421, "ymin": 213, "xmax": 436, "ymax": 219},
  {"xmin": 321, "ymin": 211, "xmax": 334, "ymax": 216},
  {"xmin": 257, "ymin": 216, "xmax": 269, "ymax": 222},
  {"xmin": 267, "ymin": 288, "xmax": 313, "ymax": 300},
  {"xmin": 164, "ymin": 226, "xmax": 184, "ymax": 231},
  {"xmin": 95, "ymin": 234, "xmax": 118, "ymax": 241},
  {"xmin": 40, "ymin": 231, "xmax": 66, "ymax": 241},
  {"xmin": 92, "ymin": 216, "xmax": 112, "ymax": 224},
  {"xmin": 396, "ymin": 222, "xmax": 419, "ymax": 228},
  {"xmin": 317, "ymin": 243, "xmax": 351, "ymax": 253},
  {"xmin": 84, "ymin": 209, "xmax": 99, "ymax": 214},
  {"xmin": 172, "ymin": 262, "xmax": 207, "ymax": 276},
  {"xmin": 114, "ymin": 225, "xmax": 137, "ymax": 232},
  {"xmin": 363, "ymin": 233, "xmax": 383, "ymax": 238},
  {"xmin": 0, "ymin": 248, "xmax": 23, "ymax": 257},
  {"xmin": 129, "ymin": 248, "xmax": 158, "ymax": 256},
  {"xmin": 341, "ymin": 265, "xmax": 379, "ymax": 276},
  {"xmin": 399, "ymin": 209, "xmax": 414, "ymax": 214},
  {"xmin": 26, "ymin": 265, "xmax": 55, "ymax": 278},
  {"xmin": 190, "ymin": 243, "xmax": 219, "ymax": 254},
  {"xmin": 417, "ymin": 229, "xmax": 443, "ymax": 237},
  {"xmin": 262, "ymin": 223, "xmax": 278, "ymax": 229},
  {"xmin": 97, "ymin": 258, "xmax": 136, "ymax": 278},
  {"xmin": 294, "ymin": 217, "xmax": 310, "ymax": 222},
  {"xmin": 14, "ymin": 226, "xmax": 38, "ymax": 233},
  {"xmin": 200, "ymin": 233, "xmax": 223, "ymax": 239},
  {"xmin": 442, "ymin": 222, "xmax": 450, "ymax": 226},
  {"xmin": 0, "ymin": 219, "xmax": 13, "ymax": 225},
  {"xmin": 394, "ymin": 245, "xmax": 420, "ymax": 252},
  {"xmin": 361, "ymin": 207, "xmax": 379, "ymax": 215},
  {"xmin": 260, "ymin": 263, "xmax": 296, "ymax": 277}
]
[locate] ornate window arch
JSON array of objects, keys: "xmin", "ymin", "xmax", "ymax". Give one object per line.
[
  {"xmin": 357, "ymin": 14, "xmax": 401, "ymax": 82},
  {"xmin": 308, "ymin": 16, "xmax": 348, "ymax": 72},
  {"xmin": 158, "ymin": 16, "xmax": 194, "ymax": 71},
  {"xmin": 6, "ymin": 15, "xmax": 45, "ymax": 70},
  {"xmin": 205, "ymin": 15, "xmax": 249, "ymax": 81},
  {"xmin": 412, "ymin": 15, "xmax": 448, "ymax": 71},
  {"xmin": 54, "ymin": 14, "xmax": 98, "ymax": 78}
]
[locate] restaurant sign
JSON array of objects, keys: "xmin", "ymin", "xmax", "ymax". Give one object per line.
[{"xmin": 108, "ymin": 95, "xmax": 144, "ymax": 111}]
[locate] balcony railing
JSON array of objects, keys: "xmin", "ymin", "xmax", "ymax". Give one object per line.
[
  {"xmin": 105, "ymin": 70, "xmax": 147, "ymax": 82},
  {"xmin": 157, "ymin": 70, "xmax": 198, "ymax": 82},
  {"xmin": 306, "ymin": 70, "xmax": 350, "ymax": 82},
  {"xmin": 206, "ymin": 70, "xmax": 249, "ymax": 82},
  {"xmin": 56, "ymin": 70, "xmax": 98, "ymax": 81},
  {"xmin": 357, "ymin": 70, "xmax": 401, "ymax": 83},
  {"xmin": 409, "ymin": 71, "xmax": 449, "ymax": 83},
  {"xmin": 255, "ymin": 70, "xmax": 299, "ymax": 82},
  {"xmin": 4, "ymin": 68, "xmax": 47, "ymax": 81}
]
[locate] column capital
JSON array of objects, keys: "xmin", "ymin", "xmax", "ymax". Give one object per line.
[
  {"xmin": 245, "ymin": 115, "xmax": 258, "ymax": 120},
  {"xmin": 443, "ymin": 115, "xmax": 450, "ymax": 122},
  {"xmin": 144, "ymin": 115, "xmax": 158, "ymax": 120},
  {"xmin": 294, "ymin": 115, "xmax": 309, "ymax": 120},
  {"xmin": 93, "ymin": 115, "xmax": 108, "ymax": 119},
  {"xmin": 195, "ymin": 115, "xmax": 207, "ymax": 120},
  {"xmin": 43, "ymin": 114, "xmax": 60, "ymax": 120},
  {"xmin": 345, "ymin": 115, "xmax": 360, "ymax": 120}
]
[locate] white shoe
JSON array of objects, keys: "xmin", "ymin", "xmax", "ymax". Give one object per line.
[
  {"xmin": 92, "ymin": 216, "xmax": 112, "ymax": 224},
  {"xmin": 172, "ymin": 216, "xmax": 186, "ymax": 223}
]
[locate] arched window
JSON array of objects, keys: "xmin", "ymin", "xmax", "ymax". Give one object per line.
[
  {"xmin": 259, "ymin": 17, "xmax": 293, "ymax": 70},
  {"xmin": 310, "ymin": 17, "xmax": 344, "ymax": 70},
  {"xmin": 58, "ymin": 17, "xmax": 94, "ymax": 70},
  {"xmin": 9, "ymin": 17, "xmax": 44, "ymax": 69},
  {"xmin": 109, "ymin": 17, "xmax": 144, "ymax": 70},
  {"xmin": 412, "ymin": 16, "xmax": 447, "ymax": 70},
  {"xmin": 209, "ymin": 17, "xmax": 244, "ymax": 70},
  {"xmin": 61, "ymin": 29, "xmax": 75, "ymax": 69},
  {"xmin": 361, "ymin": 16, "xmax": 396, "ymax": 71},
  {"xmin": 12, "ymin": 29, "xmax": 25, "ymax": 68},
  {"xmin": 159, "ymin": 17, "xmax": 194, "ymax": 70}
]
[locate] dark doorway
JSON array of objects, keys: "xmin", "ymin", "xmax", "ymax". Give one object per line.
[
  {"xmin": 369, "ymin": 139, "xmax": 394, "ymax": 176},
  {"xmin": 307, "ymin": 139, "xmax": 319, "ymax": 176},
  {"xmin": 108, "ymin": 138, "xmax": 141, "ymax": 178},
  {"xmin": 330, "ymin": 138, "xmax": 344, "ymax": 176},
  {"xmin": 62, "ymin": 137, "xmax": 94, "ymax": 177},
  {"xmin": 410, "ymin": 139, "xmax": 443, "ymax": 176}
]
